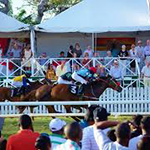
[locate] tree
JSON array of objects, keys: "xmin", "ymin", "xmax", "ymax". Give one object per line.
[
  {"xmin": 0, "ymin": 0, "xmax": 12, "ymax": 15},
  {"xmin": 25, "ymin": 0, "xmax": 82, "ymax": 24}
]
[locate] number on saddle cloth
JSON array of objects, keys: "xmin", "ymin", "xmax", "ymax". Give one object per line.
[{"xmin": 68, "ymin": 84, "xmax": 84, "ymax": 95}]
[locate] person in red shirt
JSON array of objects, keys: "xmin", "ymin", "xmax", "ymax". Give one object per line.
[{"xmin": 6, "ymin": 114, "xmax": 40, "ymax": 150}]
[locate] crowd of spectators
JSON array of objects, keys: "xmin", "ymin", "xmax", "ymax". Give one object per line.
[
  {"xmin": 0, "ymin": 107, "xmax": 150, "ymax": 150},
  {"xmin": 0, "ymin": 39, "xmax": 150, "ymax": 86}
]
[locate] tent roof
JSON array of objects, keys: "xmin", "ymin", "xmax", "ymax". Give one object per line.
[
  {"xmin": 0, "ymin": 11, "xmax": 29, "ymax": 33},
  {"xmin": 36, "ymin": 0, "xmax": 150, "ymax": 33}
]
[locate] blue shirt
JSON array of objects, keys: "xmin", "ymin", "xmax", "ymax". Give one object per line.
[
  {"xmin": 77, "ymin": 68, "xmax": 92, "ymax": 78},
  {"xmin": 79, "ymin": 119, "xmax": 89, "ymax": 129}
]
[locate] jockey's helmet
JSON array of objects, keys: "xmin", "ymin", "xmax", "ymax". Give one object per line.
[{"xmin": 89, "ymin": 67, "xmax": 97, "ymax": 74}]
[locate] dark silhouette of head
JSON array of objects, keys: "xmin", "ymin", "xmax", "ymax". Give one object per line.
[
  {"xmin": 35, "ymin": 134, "xmax": 51, "ymax": 150},
  {"xmin": 137, "ymin": 136, "xmax": 150, "ymax": 150},
  {"xmin": 141, "ymin": 116, "xmax": 150, "ymax": 134},
  {"xmin": 19, "ymin": 114, "xmax": 32, "ymax": 130},
  {"xmin": 65, "ymin": 122, "xmax": 82, "ymax": 143}
]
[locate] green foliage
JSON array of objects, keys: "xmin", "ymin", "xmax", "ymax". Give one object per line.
[{"xmin": 14, "ymin": 9, "xmax": 38, "ymax": 25}]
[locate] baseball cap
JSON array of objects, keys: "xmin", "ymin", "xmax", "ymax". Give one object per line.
[
  {"xmin": 49, "ymin": 118, "xmax": 66, "ymax": 132},
  {"xmin": 93, "ymin": 106, "xmax": 110, "ymax": 121}
]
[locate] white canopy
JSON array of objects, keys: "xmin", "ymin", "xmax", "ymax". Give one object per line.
[
  {"xmin": 36, "ymin": 0, "xmax": 150, "ymax": 33},
  {"xmin": 0, "ymin": 11, "xmax": 29, "ymax": 33}
]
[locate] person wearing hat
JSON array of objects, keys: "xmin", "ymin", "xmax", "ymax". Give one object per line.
[
  {"xmin": 49, "ymin": 118, "xmax": 66, "ymax": 150},
  {"xmin": 71, "ymin": 67, "xmax": 97, "ymax": 85},
  {"xmin": 135, "ymin": 40, "xmax": 144, "ymax": 70},
  {"xmin": 12, "ymin": 71, "xmax": 32, "ymax": 96},
  {"xmin": 80, "ymin": 105, "xmax": 99, "ymax": 129},
  {"xmin": 110, "ymin": 60, "xmax": 123, "ymax": 80},
  {"xmin": 129, "ymin": 116, "xmax": 150, "ymax": 150},
  {"xmin": 6, "ymin": 114, "xmax": 40, "ymax": 150},
  {"xmin": 82, "ymin": 106, "xmax": 110, "ymax": 150}
]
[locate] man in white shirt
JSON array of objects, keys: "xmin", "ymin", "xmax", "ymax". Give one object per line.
[
  {"xmin": 144, "ymin": 40, "xmax": 150, "ymax": 59},
  {"xmin": 82, "ymin": 106, "xmax": 110, "ymax": 150},
  {"xmin": 94, "ymin": 121, "xmax": 131, "ymax": 150},
  {"xmin": 135, "ymin": 40, "xmax": 145, "ymax": 70},
  {"xmin": 110, "ymin": 60, "xmax": 123, "ymax": 79},
  {"xmin": 129, "ymin": 116, "xmax": 150, "ymax": 150},
  {"xmin": 83, "ymin": 45, "xmax": 94, "ymax": 58},
  {"xmin": 141, "ymin": 60, "xmax": 150, "ymax": 86}
]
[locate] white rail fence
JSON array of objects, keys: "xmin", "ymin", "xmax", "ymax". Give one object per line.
[
  {"xmin": 0, "ymin": 87, "xmax": 150, "ymax": 117},
  {"xmin": 0, "ymin": 57, "xmax": 142, "ymax": 88}
]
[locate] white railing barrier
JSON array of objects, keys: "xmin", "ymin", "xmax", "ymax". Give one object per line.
[{"xmin": 0, "ymin": 57, "xmax": 142, "ymax": 88}]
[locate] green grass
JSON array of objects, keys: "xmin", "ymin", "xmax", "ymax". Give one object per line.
[{"xmin": 2, "ymin": 116, "xmax": 132, "ymax": 139}]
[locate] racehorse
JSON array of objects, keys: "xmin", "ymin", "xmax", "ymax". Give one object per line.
[
  {"xmin": 0, "ymin": 79, "xmax": 47, "ymax": 113},
  {"xmin": 20, "ymin": 75, "xmax": 122, "ymax": 114}
]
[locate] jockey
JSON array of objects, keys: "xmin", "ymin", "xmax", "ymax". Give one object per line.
[
  {"xmin": 57, "ymin": 72, "xmax": 73, "ymax": 84},
  {"xmin": 12, "ymin": 71, "xmax": 31, "ymax": 95},
  {"xmin": 71, "ymin": 67, "xmax": 97, "ymax": 85}
]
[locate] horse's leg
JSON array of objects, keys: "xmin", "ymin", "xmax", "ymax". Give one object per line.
[
  {"xmin": 46, "ymin": 106, "xmax": 56, "ymax": 119},
  {"xmin": 30, "ymin": 106, "xmax": 35, "ymax": 121}
]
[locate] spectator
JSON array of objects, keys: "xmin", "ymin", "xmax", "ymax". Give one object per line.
[
  {"xmin": 55, "ymin": 60, "xmax": 68, "ymax": 78},
  {"xmin": 22, "ymin": 44, "xmax": 33, "ymax": 71},
  {"xmin": 73, "ymin": 43, "xmax": 82, "ymax": 58},
  {"xmin": 110, "ymin": 60, "xmax": 123, "ymax": 80},
  {"xmin": 0, "ymin": 137, "xmax": 7, "ymax": 150},
  {"xmin": 59, "ymin": 51, "xmax": 65, "ymax": 58},
  {"xmin": 130, "ymin": 115, "xmax": 143, "ymax": 139},
  {"xmin": 35, "ymin": 134, "xmax": 51, "ymax": 150},
  {"xmin": 129, "ymin": 116, "xmax": 150, "ymax": 150},
  {"xmin": 105, "ymin": 51, "xmax": 113, "ymax": 70},
  {"xmin": 94, "ymin": 122, "xmax": 130, "ymax": 150},
  {"xmin": 144, "ymin": 40, "xmax": 150, "ymax": 60},
  {"xmin": 0, "ymin": 44, "xmax": 3, "ymax": 58},
  {"xmin": 135, "ymin": 40, "xmax": 144, "ymax": 70},
  {"xmin": 83, "ymin": 46, "xmax": 94, "ymax": 58},
  {"xmin": 49, "ymin": 118, "xmax": 66, "ymax": 150},
  {"xmin": 118, "ymin": 45, "xmax": 129, "ymax": 58},
  {"xmin": 82, "ymin": 106, "xmax": 110, "ymax": 150},
  {"xmin": 39, "ymin": 52, "xmax": 48, "ymax": 67},
  {"xmin": 67, "ymin": 45, "xmax": 74, "ymax": 58},
  {"xmin": 82, "ymin": 52, "xmax": 91, "ymax": 68},
  {"xmin": 46, "ymin": 64, "xmax": 57, "ymax": 81},
  {"xmin": 93, "ymin": 52, "xmax": 100, "ymax": 58},
  {"xmin": 11, "ymin": 42, "xmax": 22, "ymax": 75},
  {"xmin": 55, "ymin": 122, "xmax": 82, "ymax": 150},
  {"xmin": 96, "ymin": 64, "xmax": 106, "ymax": 77},
  {"xmin": 137, "ymin": 136, "xmax": 150, "ymax": 150},
  {"xmin": 6, "ymin": 114, "xmax": 40, "ymax": 150},
  {"xmin": 79, "ymin": 105, "xmax": 99, "ymax": 129},
  {"xmin": 129, "ymin": 44, "xmax": 137, "ymax": 72},
  {"xmin": 110, "ymin": 39, "xmax": 120, "ymax": 57},
  {"xmin": 141, "ymin": 60, "xmax": 150, "ymax": 86}
]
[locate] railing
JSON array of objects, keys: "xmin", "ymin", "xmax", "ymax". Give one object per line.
[
  {"xmin": 0, "ymin": 57, "xmax": 143, "ymax": 88},
  {"xmin": 1, "ymin": 87, "xmax": 150, "ymax": 117}
]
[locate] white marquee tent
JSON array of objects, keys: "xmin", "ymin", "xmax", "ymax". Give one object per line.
[
  {"xmin": 0, "ymin": 11, "xmax": 30, "ymax": 38},
  {"xmin": 36, "ymin": 0, "xmax": 150, "ymax": 33},
  {"xmin": 35, "ymin": 0, "xmax": 150, "ymax": 57}
]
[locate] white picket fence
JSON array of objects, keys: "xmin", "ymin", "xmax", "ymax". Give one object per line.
[{"xmin": 0, "ymin": 87, "xmax": 150, "ymax": 117}]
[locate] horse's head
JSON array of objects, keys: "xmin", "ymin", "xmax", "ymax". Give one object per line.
[
  {"xmin": 96, "ymin": 75, "xmax": 122, "ymax": 92},
  {"xmin": 105, "ymin": 75, "xmax": 122, "ymax": 92}
]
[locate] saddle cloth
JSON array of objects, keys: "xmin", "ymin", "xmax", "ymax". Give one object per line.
[{"xmin": 68, "ymin": 84, "xmax": 85, "ymax": 95}]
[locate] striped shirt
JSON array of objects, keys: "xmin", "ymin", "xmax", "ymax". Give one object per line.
[
  {"xmin": 50, "ymin": 133, "xmax": 66, "ymax": 150},
  {"xmin": 82, "ymin": 125, "xmax": 110, "ymax": 150},
  {"xmin": 55, "ymin": 139, "xmax": 80, "ymax": 150}
]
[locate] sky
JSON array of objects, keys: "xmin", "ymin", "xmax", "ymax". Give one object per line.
[{"xmin": 12, "ymin": 0, "xmax": 30, "ymax": 15}]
